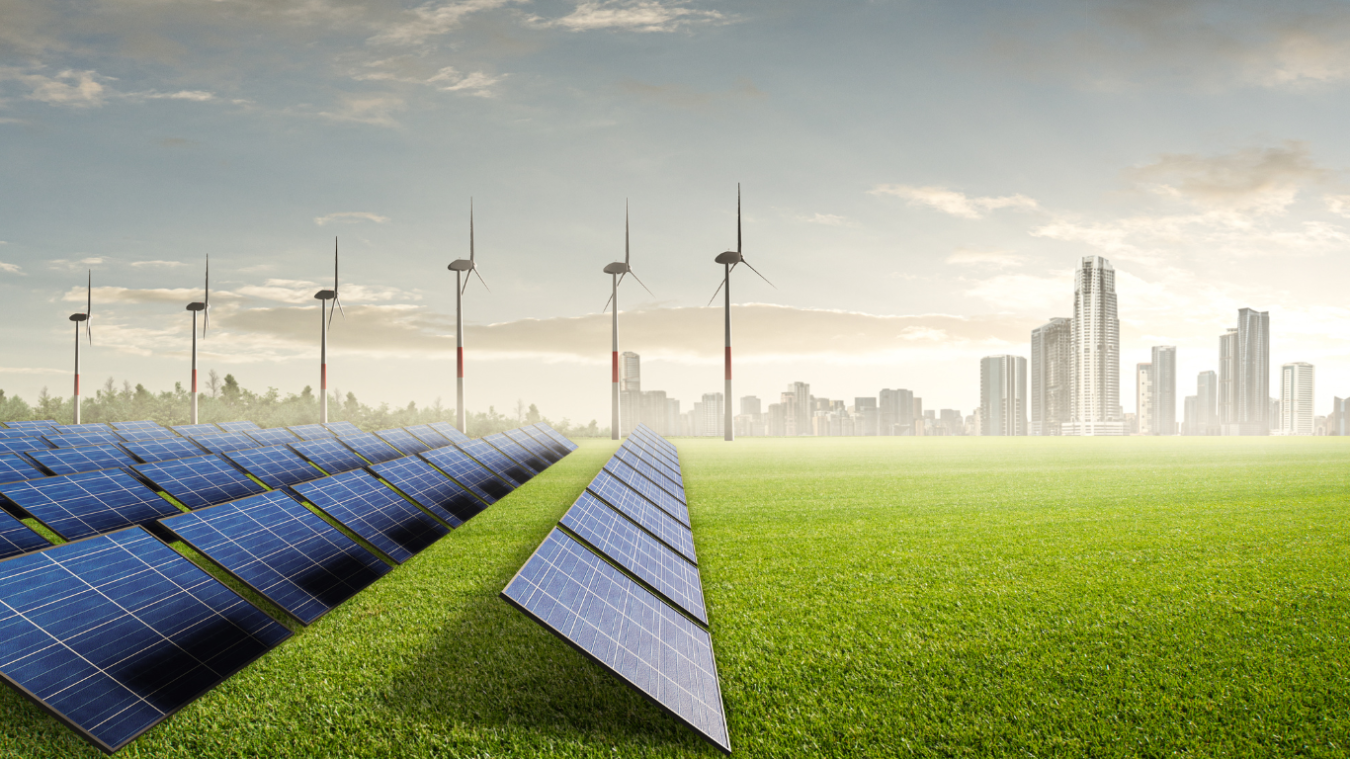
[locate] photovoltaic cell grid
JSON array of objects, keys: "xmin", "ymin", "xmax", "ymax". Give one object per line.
[
  {"xmin": 485, "ymin": 433, "xmax": 548, "ymax": 474},
  {"xmin": 0, "ymin": 429, "xmax": 45, "ymax": 439},
  {"xmin": 117, "ymin": 428, "xmax": 177, "ymax": 442},
  {"xmin": 322, "ymin": 421, "xmax": 362, "ymax": 436},
  {"xmin": 291, "ymin": 438, "xmax": 368, "ymax": 475},
  {"xmin": 122, "ymin": 437, "xmax": 206, "ymax": 464},
  {"xmin": 586, "ymin": 469, "xmax": 696, "ymax": 564},
  {"xmin": 631, "ymin": 430, "xmax": 680, "ymax": 468},
  {"xmin": 111, "ymin": 421, "xmax": 164, "ymax": 432},
  {"xmin": 455, "ymin": 440, "xmax": 526, "ymax": 487},
  {"xmin": 532, "ymin": 423, "xmax": 578, "ymax": 452},
  {"xmin": 46, "ymin": 431, "xmax": 126, "ymax": 448},
  {"xmin": 288, "ymin": 424, "xmax": 335, "ymax": 441},
  {"xmin": 633, "ymin": 424, "xmax": 677, "ymax": 456},
  {"xmin": 615, "ymin": 445, "xmax": 686, "ymax": 502},
  {"xmin": 0, "ymin": 509, "xmax": 51, "ymax": 559},
  {"xmin": 0, "ymin": 469, "xmax": 183, "ymax": 541},
  {"xmin": 419, "ymin": 447, "xmax": 512, "ymax": 504},
  {"xmin": 336, "ymin": 432, "xmax": 402, "ymax": 465},
  {"xmin": 192, "ymin": 432, "xmax": 263, "ymax": 455},
  {"xmin": 217, "ymin": 421, "xmax": 261, "ymax": 432},
  {"xmin": 626, "ymin": 437, "xmax": 683, "ymax": 486},
  {"xmin": 28, "ymin": 444, "xmax": 140, "ymax": 476},
  {"xmin": 0, "ymin": 437, "xmax": 55, "ymax": 455},
  {"xmin": 428, "ymin": 421, "xmax": 472, "ymax": 445},
  {"xmin": 224, "ymin": 445, "xmax": 324, "ymax": 492},
  {"xmin": 294, "ymin": 470, "xmax": 448, "ymax": 564},
  {"xmin": 404, "ymin": 424, "xmax": 452, "ymax": 449},
  {"xmin": 0, "ymin": 453, "xmax": 46, "ymax": 485},
  {"xmin": 501, "ymin": 529, "xmax": 729, "ymax": 754},
  {"xmin": 4, "ymin": 421, "xmax": 58, "ymax": 431},
  {"xmin": 133, "ymin": 455, "xmax": 267, "ymax": 510},
  {"xmin": 503, "ymin": 428, "xmax": 562, "ymax": 464},
  {"xmin": 172, "ymin": 423, "xmax": 223, "ymax": 437},
  {"xmin": 247, "ymin": 427, "xmax": 300, "ymax": 446},
  {"xmin": 161, "ymin": 491, "xmax": 391, "ymax": 624},
  {"xmin": 375, "ymin": 428, "xmax": 430, "ymax": 457},
  {"xmin": 54, "ymin": 423, "xmax": 115, "ymax": 434},
  {"xmin": 371, "ymin": 457, "xmax": 480, "ymax": 527},
  {"xmin": 0, "ymin": 528, "xmax": 291, "ymax": 754},
  {"xmin": 602, "ymin": 459, "xmax": 690, "ymax": 527}
]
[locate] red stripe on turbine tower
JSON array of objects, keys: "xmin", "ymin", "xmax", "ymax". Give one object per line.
[
  {"xmin": 75, "ymin": 375, "xmax": 80, "ymax": 395},
  {"xmin": 612, "ymin": 351, "xmax": 619, "ymax": 382},
  {"xmin": 192, "ymin": 369, "xmax": 198, "ymax": 393},
  {"xmin": 725, "ymin": 347, "xmax": 732, "ymax": 380},
  {"xmin": 458, "ymin": 347, "xmax": 464, "ymax": 378},
  {"xmin": 321, "ymin": 364, "xmax": 327, "ymax": 389}
]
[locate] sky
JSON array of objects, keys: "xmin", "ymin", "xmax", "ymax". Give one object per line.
[{"xmin": 3, "ymin": 0, "xmax": 1350, "ymax": 426}]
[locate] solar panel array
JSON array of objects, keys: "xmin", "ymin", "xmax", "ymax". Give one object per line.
[
  {"xmin": 133, "ymin": 454, "xmax": 268, "ymax": 510},
  {"xmin": 501, "ymin": 423, "xmax": 729, "ymax": 754},
  {"xmin": 28, "ymin": 443, "xmax": 139, "ymax": 476},
  {"xmin": 291, "ymin": 438, "xmax": 367, "ymax": 475}
]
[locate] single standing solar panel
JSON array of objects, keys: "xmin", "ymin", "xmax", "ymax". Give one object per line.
[
  {"xmin": 46, "ymin": 431, "xmax": 126, "ymax": 448},
  {"xmin": 0, "ymin": 527, "xmax": 291, "ymax": 754},
  {"xmin": 604, "ymin": 459, "xmax": 690, "ymax": 526},
  {"xmin": 561, "ymin": 491, "xmax": 707, "ymax": 625},
  {"xmin": 172, "ymin": 423, "xmax": 223, "ymax": 437},
  {"xmin": 111, "ymin": 421, "xmax": 165, "ymax": 432},
  {"xmin": 117, "ymin": 428, "xmax": 177, "ymax": 442},
  {"xmin": 532, "ymin": 423, "xmax": 578, "ymax": 452},
  {"xmin": 287, "ymin": 424, "xmax": 335, "ymax": 441},
  {"xmin": 419, "ymin": 447, "xmax": 513, "ymax": 504},
  {"xmin": 217, "ymin": 421, "xmax": 260, "ymax": 432},
  {"xmin": 587, "ymin": 469, "xmax": 696, "ymax": 564},
  {"xmin": 428, "ymin": 421, "xmax": 473, "ymax": 445},
  {"xmin": 294, "ymin": 471, "xmax": 448, "ymax": 563},
  {"xmin": 192, "ymin": 432, "xmax": 263, "ymax": 455},
  {"xmin": 0, "ymin": 509, "xmax": 50, "ymax": 559},
  {"xmin": 133, "ymin": 455, "xmax": 267, "ymax": 510},
  {"xmin": 54, "ymin": 423, "xmax": 115, "ymax": 434},
  {"xmin": 0, "ymin": 452, "xmax": 46, "ymax": 485},
  {"xmin": 28, "ymin": 444, "xmax": 140, "ymax": 477},
  {"xmin": 122, "ymin": 437, "xmax": 206, "ymax": 464},
  {"xmin": 0, "ymin": 468, "xmax": 182, "ymax": 541},
  {"xmin": 336, "ymin": 432, "xmax": 402, "ymax": 465},
  {"xmin": 375, "ymin": 428, "xmax": 430, "ymax": 457},
  {"xmin": 161, "ymin": 491, "xmax": 391, "ymax": 625},
  {"xmin": 502, "ymin": 529, "xmax": 729, "ymax": 754},
  {"xmin": 503, "ymin": 427, "xmax": 562, "ymax": 464},
  {"xmin": 322, "ymin": 421, "xmax": 363, "ymax": 436},
  {"xmin": 0, "ymin": 437, "xmax": 54, "ymax": 455},
  {"xmin": 404, "ymin": 424, "xmax": 452, "ymax": 449},
  {"xmin": 455, "ymin": 440, "xmax": 527, "ymax": 487},
  {"xmin": 371, "ymin": 457, "xmax": 484, "ymax": 527},
  {"xmin": 246, "ymin": 427, "xmax": 300, "ymax": 446},
  {"xmin": 615, "ymin": 444, "xmax": 686, "ymax": 501},
  {"xmin": 485, "ymin": 433, "xmax": 548, "ymax": 474},
  {"xmin": 224, "ymin": 445, "xmax": 323, "ymax": 492},
  {"xmin": 291, "ymin": 438, "xmax": 367, "ymax": 475}
]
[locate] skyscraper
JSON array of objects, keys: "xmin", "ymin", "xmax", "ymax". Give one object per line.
[
  {"xmin": 1280, "ymin": 362, "xmax": 1314, "ymax": 435},
  {"xmin": 1136, "ymin": 363, "xmax": 1152, "ymax": 434},
  {"xmin": 980, "ymin": 355, "xmax": 1027, "ymax": 436},
  {"xmin": 879, "ymin": 388, "xmax": 915, "ymax": 435},
  {"xmin": 1031, "ymin": 317, "xmax": 1071, "ymax": 436},
  {"xmin": 1197, "ymin": 370, "xmax": 1218, "ymax": 435},
  {"xmin": 1183, "ymin": 395, "xmax": 1198, "ymax": 435},
  {"xmin": 1222, "ymin": 308, "xmax": 1270, "ymax": 435},
  {"xmin": 1151, "ymin": 346, "xmax": 1176, "ymax": 435},
  {"xmin": 619, "ymin": 351, "xmax": 641, "ymax": 437},
  {"xmin": 1066, "ymin": 256, "xmax": 1124, "ymax": 435},
  {"xmin": 786, "ymin": 382, "xmax": 811, "ymax": 436},
  {"xmin": 1218, "ymin": 329, "xmax": 1238, "ymax": 424}
]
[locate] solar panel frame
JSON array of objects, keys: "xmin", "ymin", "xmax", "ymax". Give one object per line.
[
  {"xmin": 171, "ymin": 423, "xmax": 224, "ymax": 437},
  {"xmin": 502, "ymin": 427, "xmax": 562, "ymax": 464},
  {"xmin": 53, "ymin": 423, "xmax": 115, "ymax": 434},
  {"xmin": 223, "ymin": 445, "xmax": 324, "ymax": 492},
  {"xmin": 0, "ymin": 527, "xmax": 292, "ymax": 754},
  {"xmin": 287, "ymin": 424, "xmax": 335, "ymax": 441},
  {"xmin": 160, "ymin": 491, "xmax": 391, "ymax": 624},
  {"xmin": 0, "ymin": 468, "xmax": 183, "ymax": 541},
  {"xmin": 531, "ymin": 423, "xmax": 578, "ymax": 452},
  {"xmin": 517, "ymin": 426, "xmax": 568, "ymax": 457},
  {"xmin": 630, "ymin": 428, "xmax": 680, "ymax": 465},
  {"xmin": 216, "ymin": 421, "xmax": 261, "ymax": 432},
  {"xmin": 245, "ymin": 427, "xmax": 300, "ymax": 447},
  {"xmin": 110, "ymin": 421, "xmax": 165, "ymax": 432},
  {"xmin": 335, "ymin": 432, "xmax": 403, "ymax": 465},
  {"xmin": 293, "ymin": 470, "xmax": 449, "ymax": 563},
  {"xmin": 45, "ymin": 431, "xmax": 127, "ymax": 448},
  {"xmin": 418, "ymin": 447, "xmax": 513, "ymax": 504},
  {"xmin": 586, "ymin": 469, "xmax": 696, "ymax": 563},
  {"xmin": 633, "ymin": 424, "xmax": 678, "ymax": 455},
  {"xmin": 370, "ymin": 457, "xmax": 486, "ymax": 527},
  {"xmin": 4, "ymin": 420, "xmax": 58, "ymax": 431},
  {"xmin": 615, "ymin": 444, "xmax": 686, "ymax": 501},
  {"xmin": 626, "ymin": 437, "xmax": 684, "ymax": 486},
  {"xmin": 132, "ymin": 454, "xmax": 268, "ymax": 510},
  {"xmin": 0, "ymin": 452, "xmax": 47, "ymax": 485},
  {"xmin": 602, "ymin": 458, "xmax": 690, "ymax": 526},
  {"xmin": 121, "ymin": 437, "xmax": 207, "ymax": 464},
  {"xmin": 404, "ymin": 424, "xmax": 453, "ymax": 449},
  {"xmin": 427, "ymin": 421, "xmax": 473, "ymax": 445},
  {"xmin": 454, "ymin": 440, "xmax": 527, "ymax": 487},
  {"xmin": 0, "ymin": 508, "xmax": 51, "ymax": 559},
  {"xmin": 501, "ymin": 529, "xmax": 729, "ymax": 754},
  {"xmin": 0, "ymin": 437, "xmax": 55, "ymax": 455},
  {"xmin": 374, "ymin": 428, "xmax": 430, "ymax": 457},
  {"xmin": 116, "ymin": 428, "xmax": 178, "ymax": 442},
  {"xmin": 484, "ymin": 432, "xmax": 548, "ymax": 474},
  {"xmin": 0, "ymin": 429, "xmax": 45, "ymax": 439},
  {"xmin": 322, "ymin": 421, "xmax": 363, "ymax": 436},
  {"xmin": 27, "ymin": 444, "xmax": 141, "ymax": 477},
  {"xmin": 290, "ymin": 438, "xmax": 368, "ymax": 475},
  {"xmin": 191, "ymin": 432, "xmax": 264, "ymax": 455}
]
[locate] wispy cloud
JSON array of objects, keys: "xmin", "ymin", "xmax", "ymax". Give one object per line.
[
  {"xmin": 314, "ymin": 211, "xmax": 391, "ymax": 226},
  {"xmin": 541, "ymin": 0, "xmax": 728, "ymax": 32},
  {"xmin": 0, "ymin": 68, "xmax": 107, "ymax": 108},
  {"xmin": 369, "ymin": 0, "xmax": 522, "ymax": 46},
  {"xmin": 318, "ymin": 93, "xmax": 405, "ymax": 126},
  {"xmin": 129, "ymin": 260, "xmax": 187, "ymax": 268},
  {"xmin": 871, "ymin": 185, "xmax": 1041, "ymax": 219},
  {"xmin": 354, "ymin": 58, "xmax": 502, "ymax": 97},
  {"xmin": 0, "ymin": 261, "xmax": 24, "ymax": 275},
  {"xmin": 1126, "ymin": 140, "xmax": 1326, "ymax": 214}
]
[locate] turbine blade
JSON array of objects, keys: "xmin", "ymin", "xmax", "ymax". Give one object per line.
[
  {"xmin": 616, "ymin": 271, "xmax": 626, "ymax": 289},
  {"xmin": 626, "ymin": 268, "xmax": 653, "ymax": 297},
  {"xmin": 86, "ymin": 271, "xmax": 92, "ymax": 343},
  {"xmin": 470, "ymin": 197, "xmax": 475, "ymax": 263},
  {"xmin": 625, "ymin": 200, "xmax": 630, "ymax": 266},
  {"xmin": 204, "ymin": 254, "xmax": 210, "ymax": 336},
  {"xmin": 334, "ymin": 236, "xmax": 339, "ymax": 294},
  {"xmin": 602, "ymin": 292, "xmax": 614, "ymax": 313},
  {"xmin": 460, "ymin": 271, "xmax": 470, "ymax": 296},
  {"xmin": 737, "ymin": 183, "xmax": 742, "ymax": 255},
  {"xmin": 706, "ymin": 277, "xmax": 726, "ymax": 308},
  {"xmin": 473, "ymin": 267, "xmax": 491, "ymax": 293},
  {"xmin": 741, "ymin": 258, "xmax": 776, "ymax": 288}
]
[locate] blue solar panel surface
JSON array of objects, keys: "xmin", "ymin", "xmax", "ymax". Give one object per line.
[
  {"xmin": 246, "ymin": 427, "xmax": 300, "ymax": 446},
  {"xmin": 217, "ymin": 421, "xmax": 261, "ymax": 432},
  {"xmin": 485, "ymin": 433, "xmax": 547, "ymax": 474},
  {"xmin": 192, "ymin": 432, "xmax": 263, "ymax": 454},
  {"xmin": 0, "ymin": 469, "xmax": 182, "ymax": 541},
  {"xmin": 370, "ymin": 457, "xmax": 483, "ymax": 527},
  {"xmin": 634, "ymin": 424, "xmax": 677, "ymax": 454},
  {"xmin": 291, "ymin": 438, "xmax": 367, "ymax": 474},
  {"xmin": 561, "ymin": 491, "xmax": 707, "ymax": 624},
  {"xmin": 502, "ymin": 529, "xmax": 729, "ymax": 754},
  {"xmin": 0, "ymin": 437, "xmax": 54, "ymax": 454},
  {"xmin": 374, "ymin": 428, "xmax": 430, "ymax": 456},
  {"xmin": 54, "ymin": 423, "xmax": 115, "ymax": 434},
  {"xmin": 336, "ymin": 432, "xmax": 402, "ymax": 465},
  {"xmin": 0, "ymin": 527, "xmax": 291, "ymax": 754},
  {"xmin": 419, "ymin": 447, "xmax": 512, "ymax": 504},
  {"xmin": 122, "ymin": 437, "xmax": 206, "ymax": 464},
  {"xmin": 288, "ymin": 424, "xmax": 335, "ymax": 440},
  {"xmin": 172, "ymin": 423, "xmax": 223, "ymax": 437},
  {"xmin": 404, "ymin": 424, "xmax": 452, "ymax": 449},
  {"xmin": 532, "ymin": 423, "xmax": 578, "ymax": 452},
  {"xmin": 631, "ymin": 428, "xmax": 679, "ymax": 462},
  {"xmin": 603, "ymin": 459, "xmax": 690, "ymax": 526},
  {"xmin": 503, "ymin": 428, "xmax": 562, "ymax": 464},
  {"xmin": 224, "ymin": 445, "xmax": 323, "ymax": 492},
  {"xmin": 28, "ymin": 443, "xmax": 139, "ymax": 476},
  {"xmin": 322, "ymin": 421, "xmax": 363, "ymax": 436},
  {"xmin": 46, "ymin": 431, "xmax": 126, "ymax": 448},
  {"xmin": 0, "ymin": 453, "xmax": 46, "ymax": 485},
  {"xmin": 111, "ymin": 421, "xmax": 164, "ymax": 432},
  {"xmin": 0, "ymin": 509, "xmax": 50, "ymax": 559},
  {"xmin": 428, "ymin": 421, "xmax": 472, "ymax": 445},
  {"xmin": 587, "ymin": 470, "xmax": 696, "ymax": 563},
  {"xmin": 0, "ymin": 429, "xmax": 43, "ymax": 439},
  {"xmin": 4, "ymin": 420, "xmax": 57, "ymax": 431},
  {"xmin": 455, "ymin": 440, "xmax": 526, "ymax": 487},
  {"xmin": 133, "ymin": 455, "xmax": 267, "ymax": 510},
  {"xmin": 615, "ymin": 445, "xmax": 686, "ymax": 501},
  {"xmin": 116, "ymin": 428, "xmax": 177, "ymax": 442},
  {"xmin": 161, "ymin": 491, "xmax": 391, "ymax": 624},
  {"xmin": 626, "ymin": 437, "xmax": 683, "ymax": 486},
  {"xmin": 294, "ymin": 471, "xmax": 448, "ymax": 563}
]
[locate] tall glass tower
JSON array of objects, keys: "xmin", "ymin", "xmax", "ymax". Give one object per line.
[{"xmin": 1068, "ymin": 256, "xmax": 1123, "ymax": 435}]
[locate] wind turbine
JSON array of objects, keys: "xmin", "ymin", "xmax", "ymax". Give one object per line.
[
  {"xmin": 448, "ymin": 199, "xmax": 489, "ymax": 434},
  {"xmin": 185, "ymin": 255, "xmax": 209, "ymax": 424},
  {"xmin": 707, "ymin": 184, "xmax": 773, "ymax": 441},
  {"xmin": 68, "ymin": 272, "xmax": 92, "ymax": 424},
  {"xmin": 603, "ymin": 201, "xmax": 652, "ymax": 440},
  {"xmin": 315, "ymin": 238, "xmax": 344, "ymax": 424}
]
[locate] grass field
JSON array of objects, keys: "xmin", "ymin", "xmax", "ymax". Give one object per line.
[{"xmin": 1, "ymin": 437, "xmax": 1347, "ymax": 758}]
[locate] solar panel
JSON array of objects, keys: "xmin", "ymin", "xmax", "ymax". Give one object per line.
[
  {"xmin": 0, "ymin": 508, "xmax": 50, "ymax": 559},
  {"xmin": 427, "ymin": 421, "xmax": 472, "ymax": 445},
  {"xmin": 132, "ymin": 455, "xmax": 267, "ymax": 510},
  {"xmin": 217, "ymin": 421, "xmax": 261, "ymax": 432},
  {"xmin": 0, "ymin": 468, "xmax": 182, "ymax": 541},
  {"xmin": 322, "ymin": 421, "xmax": 363, "ymax": 436},
  {"xmin": 455, "ymin": 440, "xmax": 527, "ymax": 487},
  {"xmin": 171, "ymin": 423, "xmax": 223, "ymax": 437},
  {"xmin": 161, "ymin": 491, "xmax": 391, "ymax": 625},
  {"xmin": 4, "ymin": 420, "xmax": 58, "ymax": 431},
  {"xmin": 634, "ymin": 424, "xmax": 678, "ymax": 455},
  {"xmin": 0, "ymin": 437, "xmax": 54, "ymax": 455},
  {"xmin": 371, "ymin": 457, "xmax": 485, "ymax": 527},
  {"xmin": 246, "ymin": 427, "xmax": 300, "ymax": 446},
  {"xmin": 503, "ymin": 427, "xmax": 562, "ymax": 464},
  {"xmin": 631, "ymin": 428, "xmax": 680, "ymax": 465},
  {"xmin": 404, "ymin": 424, "xmax": 453, "ymax": 449},
  {"xmin": 335, "ymin": 432, "xmax": 402, "ymax": 465},
  {"xmin": 54, "ymin": 422, "xmax": 115, "ymax": 434},
  {"xmin": 291, "ymin": 438, "xmax": 367, "ymax": 475},
  {"xmin": 0, "ymin": 527, "xmax": 291, "ymax": 754},
  {"xmin": 532, "ymin": 423, "xmax": 578, "ymax": 452},
  {"xmin": 294, "ymin": 471, "xmax": 448, "ymax": 563},
  {"xmin": 46, "ymin": 430, "xmax": 126, "ymax": 448},
  {"xmin": 501, "ymin": 529, "xmax": 729, "ymax": 754},
  {"xmin": 615, "ymin": 444, "xmax": 686, "ymax": 501},
  {"xmin": 110, "ymin": 421, "xmax": 165, "ymax": 432},
  {"xmin": 374, "ymin": 428, "xmax": 430, "ymax": 456},
  {"xmin": 116, "ymin": 428, "xmax": 177, "ymax": 442},
  {"xmin": 626, "ymin": 437, "xmax": 684, "ymax": 486},
  {"xmin": 28, "ymin": 443, "xmax": 140, "ymax": 476},
  {"xmin": 122, "ymin": 437, "xmax": 207, "ymax": 464},
  {"xmin": 224, "ymin": 445, "xmax": 323, "ymax": 492},
  {"xmin": 561, "ymin": 491, "xmax": 707, "ymax": 624},
  {"xmin": 419, "ymin": 447, "xmax": 513, "ymax": 504},
  {"xmin": 288, "ymin": 424, "xmax": 335, "ymax": 441},
  {"xmin": 587, "ymin": 469, "xmax": 696, "ymax": 564},
  {"xmin": 484, "ymin": 432, "xmax": 548, "ymax": 474},
  {"xmin": 0, "ymin": 452, "xmax": 46, "ymax": 485},
  {"xmin": 517, "ymin": 426, "xmax": 567, "ymax": 456},
  {"xmin": 0, "ymin": 429, "xmax": 44, "ymax": 439},
  {"xmin": 607, "ymin": 456, "xmax": 689, "ymax": 521},
  {"xmin": 192, "ymin": 432, "xmax": 263, "ymax": 455}
]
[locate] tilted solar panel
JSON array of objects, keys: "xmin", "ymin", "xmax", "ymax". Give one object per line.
[
  {"xmin": 4, "ymin": 420, "xmax": 58, "ymax": 431},
  {"xmin": 294, "ymin": 470, "xmax": 448, "ymax": 563},
  {"xmin": 625, "ymin": 437, "xmax": 683, "ymax": 486},
  {"xmin": 631, "ymin": 428, "xmax": 680, "ymax": 464},
  {"xmin": 503, "ymin": 427, "xmax": 562, "ymax": 464},
  {"xmin": 561, "ymin": 491, "xmax": 707, "ymax": 625},
  {"xmin": 192, "ymin": 432, "xmax": 264, "ymax": 455},
  {"xmin": 217, "ymin": 421, "xmax": 261, "ymax": 432},
  {"xmin": 287, "ymin": 424, "xmax": 335, "ymax": 441},
  {"xmin": 110, "ymin": 421, "xmax": 165, "ymax": 432},
  {"xmin": 615, "ymin": 444, "xmax": 686, "ymax": 501},
  {"xmin": 0, "ymin": 429, "xmax": 44, "ymax": 439},
  {"xmin": 404, "ymin": 424, "xmax": 453, "ymax": 449},
  {"xmin": 54, "ymin": 422, "xmax": 115, "ymax": 434},
  {"xmin": 161, "ymin": 491, "xmax": 391, "ymax": 625},
  {"xmin": 116, "ymin": 428, "xmax": 177, "ymax": 442},
  {"xmin": 419, "ymin": 447, "xmax": 513, "ymax": 504},
  {"xmin": 532, "ymin": 422, "xmax": 578, "ymax": 452},
  {"xmin": 291, "ymin": 438, "xmax": 367, "ymax": 475},
  {"xmin": 122, "ymin": 437, "xmax": 207, "ymax": 464},
  {"xmin": 171, "ymin": 423, "xmax": 223, "ymax": 437},
  {"xmin": 132, "ymin": 454, "xmax": 267, "ymax": 510},
  {"xmin": 335, "ymin": 432, "xmax": 402, "ymax": 465},
  {"xmin": 246, "ymin": 427, "xmax": 300, "ymax": 446},
  {"xmin": 0, "ymin": 509, "xmax": 51, "ymax": 559},
  {"xmin": 0, "ymin": 468, "xmax": 182, "ymax": 541},
  {"xmin": 633, "ymin": 424, "xmax": 678, "ymax": 455},
  {"xmin": 427, "ymin": 421, "xmax": 472, "ymax": 445},
  {"xmin": 46, "ymin": 431, "xmax": 126, "ymax": 448},
  {"xmin": 0, "ymin": 452, "xmax": 46, "ymax": 485},
  {"xmin": 322, "ymin": 421, "xmax": 363, "ymax": 436},
  {"xmin": 0, "ymin": 528, "xmax": 291, "ymax": 754},
  {"xmin": 224, "ymin": 445, "xmax": 323, "ymax": 492},
  {"xmin": 455, "ymin": 440, "xmax": 527, "ymax": 487},
  {"xmin": 374, "ymin": 428, "xmax": 430, "ymax": 457},
  {"xmin": 371, "ymin": 457, "xmax": 484, "ymax": 527},
  {"xmin": 587, "ymin": 469, "xmax": 696, "ymax": 564},
  {"xmin": 518, "ymin": 426, "xmax": 568, "ymax": 457},
  {"xmin": 0, "ymin": 437, "xmax": 55, "ymax": 455},
  {"xmin": 484, "ymin": 433, "xmax": 548, "ymax": 474},
  {"xmin": 501, "ymin": 529, "xmax": 729, "ymax": 754},
  {"xmin": 604, "ymin": 458, "xmax": 689, "ymax": 526},
  {"xmin": 28, "ymin": 443, "xmax": 140, "ymax": 476}
]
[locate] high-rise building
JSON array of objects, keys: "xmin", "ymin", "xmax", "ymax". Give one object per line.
[
  {"xmin": 767, "ymin": 402, "xmax": 786, "ymax": 436},
  {"xmin": 1222, "ymin": 308, "xmax": 1270, "ymax": 435},
  {"xmin": 1151, "ymin": 346, "xmax": 1176, "ymax": 435},
  {"xmin": 1333, "ymin": 397, "xmax": 1349, "ymax": 436},
  {"xmin": 853, "ymin": 397, "xmax": 878, "ymax": 436},
  {"xmin": 1031, "ymin": 317, "xmax": 1071, "ymax": 436},
  {"xmin": 1135, "ymin": 363, "xmax": 1153, "ymax": 434},
  {"xmin": 1066, "ymin": 256, "xmax": 1124, "ymax": 435},
  {"xmin": 1183, "ymin": 395, "xmax": 1198, "ymax": 435},
  {"xmin": 980, "ymin": 355, "xmax": 1027, "ymax": 436},
  {"xmin": 619, "ymin": 351, "xmax": 641, "ymax": 437},
  {"xmin": 640, "ymin": 390, "xmax": 668, "ymax": 435},
  {"xmin": 1197, "ymin": 370, "xmax": 1218, "ymax": 435},
  {"xmin": 786, "ymin": 382, "xmax": 811, "ymax": 436},
  {"xmin": 740, "ymin": 396, "xmax": 761, "ymax": 417},
  {"xmin": 878, "ymin": 388, "xmax": 914, "ymax": 436},
  {"xmin": 1280, "ymin": 362, "xmax": 1314, "ymax": 435},
  {"xmin": 1218, "ymin": 328, "xmax": 1238, "ymax": 424},
  {"xmin": 693, "ymin": 393, "xmax": 724, "ymax": 437}
]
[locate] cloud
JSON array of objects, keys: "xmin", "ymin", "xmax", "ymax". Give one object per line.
[
  {"xmin": 62, "ymin": 286, "xmax": 224, "ymax": 305},
  {"xmin": 232, "ymin": 278, "xmax": 415, "ymax": 304},
  {"xmin": 871, "ymin": 185, "xmax": 1041, "ymax": 219},
  {"xmin": 0, "ymin": 261, "xmax": 23, "ymax": 274},
  {"xmin": 542, "ymin": 0, "xmax": 727, "ymax": 32},
  {"xmin": 1126, "ymin": 141, "xmax": 1326, "ymax": 214},
  {"xmin": 1325, "ymin": 194, "xmax": 1350, "ymax": 216},
  {"xmin": 314, "ymin": 211, "xmax": 391, "ymax": 226},
  {"xmin": 128, "ymin": 90, "xmax": 217, "ymax": 102},
  {"xmin": 946, "ymin": 248, "xmax": 1026, "ymax": 268},
  {"xmin": 129, "ymin": 260, "xmax": 186, "ymax": 268},
  {"xmin": 0, "ymin": 68, "xmax": 107, "ymax": 108},
  {"xmin": 319, "ymin": 93, "xmax": 405, "ymax": 126},
  {"xmin": 354, "ymin": 58, "xmax": 502, "ymax": 97},
  {"xmin": 369, "ymin": 0, "xmax": 522, "ymax": 46}
]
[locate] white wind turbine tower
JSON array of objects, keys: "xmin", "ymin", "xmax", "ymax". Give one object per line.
[
  {"xmin": 185, "ymin": 255, "xmax": 209, "ymax": 424},
  {"xmin": 707, "ymin": 184, "xmax": 774, "ymax": 441},
  {"xmin": 314, "ymin": 238, "xmax": 344, "ymax": 424},
  {"xmin": 603, "ymin": 202, "xmax": 652, "ymax": 440},
  {"xmin": 68, "ymin": 272, "xmax": 92, "ymax": 424},
  {"xmin": 448, "ymin": 199, "xmax": 490, "ymax": 434}
]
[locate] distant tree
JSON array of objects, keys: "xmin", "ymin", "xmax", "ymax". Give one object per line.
[
  {"xmin": 222, "ymin": 374, "xmax": 240, "ymax": 402},
  {"xmin": 526, "ymin": 404, "xmax": 541, "ymax": 425},
  {"xmin": 207, "ymin": 369, "xmax": 222, "ymax": 397}
]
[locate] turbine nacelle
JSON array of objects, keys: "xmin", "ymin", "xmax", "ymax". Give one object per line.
[
  {"xmin": 315, "ymin": 289, "xmax": 336, "ymax": 301},
  {"xmin": 603, "ymin": 262, "xmax": 630, "ymax": 275},
  {"xmin": 448, "ymin": 259, "xmax": 475, "ymax": 272},
  {"xmin": 715, "ymin": 251, "xmax": 742, "ymax": 265},
  {"xmin": 186, "ymin": 302, "xmax": 207, "ymax": 312},
  {"xmin": 68, "ymin": 313, "xmax": 88, "ymax": 322}
]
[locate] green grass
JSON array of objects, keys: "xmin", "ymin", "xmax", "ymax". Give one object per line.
[{"xmin": 1, "ymin": 437, "xmax": 1347, "ymax": 758}]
